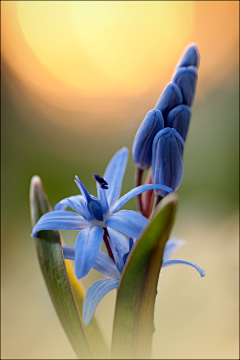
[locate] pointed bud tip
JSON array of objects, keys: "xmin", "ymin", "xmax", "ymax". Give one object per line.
[
  {"xmin": 176, "ymin": 42, "xmax": 200, "ymax": 69},
  {"xmin": 30, "ymin": 175, "xmax": 42, "ymax": 188}
]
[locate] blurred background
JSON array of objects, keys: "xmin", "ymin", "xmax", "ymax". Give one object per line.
[{"xmin": 1, "ymin": 1, "xmax": 239, "ymax": 359}]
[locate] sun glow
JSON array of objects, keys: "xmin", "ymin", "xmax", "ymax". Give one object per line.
[
  {"xmin": 16, "ymin": 1, "xmax": 194, "ymax": 94},
  {"xmin": 1, "ymin": 1, "xmax": 239, "ymax": 127}
]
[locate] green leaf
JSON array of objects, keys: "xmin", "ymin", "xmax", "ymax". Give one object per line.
[
  {"xmin": 30, "ymin": 176, "xmax": 92, "ymax": 359},
  {"xmin": 111, "ymin": 193, "xmax": 178, "ymax": 359}
]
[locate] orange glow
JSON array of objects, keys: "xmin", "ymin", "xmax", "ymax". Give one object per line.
[{"xmin": 1, "ymin": 1, "xmax": 239, "ymax": 129}]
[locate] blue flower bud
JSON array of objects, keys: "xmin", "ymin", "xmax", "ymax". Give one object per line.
[
  {"xmin": 177, "ymin": 43, "xmax": 200, "ymax": 68},
  {"xmin": 154, "ymin": 83, "xmax": 183, "ymax": 121},
  {"xmin": 132, "ymin": 109, "xmax": 164, "ymax": 170},
  {"xmin": 166, "ymin": 104, "xmax": 191, "ymax": 141},
  {"xmin": 172, "ymin": 66, "xmax": 198, "ymax": 107},
  {"xmin": 152, "ymin": 128, "xmax": 184, "ymax": 196}
]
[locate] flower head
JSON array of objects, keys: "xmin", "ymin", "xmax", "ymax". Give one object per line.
[
  {"xmin": 31, "ymin": 148, "xmax": 172, "ymax": 279},
  {"xmin": 63, "ymin": 237, "xmax": 205, "ymax": 326},
  {"xmin": 172, "ymin": 66, "xmax": 198, "ymax": 107},
  {"xmin": 132, "ymin": 109, "xmax": 164, "ymax": 170},
  {"xmin": 166, "ymin": 104, "xmax": 191, "ymax": 142},
  {"xmin": 151, "ymin": 128, "xmax": 184, "ymax": 196},
  {"xmin": 175, "ymin": 42, "xmax": 200, "ymax": 69},
  {"xmin": 154, "ymin": 82, "xmax": 183, "ymax": 121}
]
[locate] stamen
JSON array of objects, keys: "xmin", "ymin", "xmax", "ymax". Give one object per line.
[{"xmin": 93, "ymin": 174, "xmax": 108, "ymax": 189}]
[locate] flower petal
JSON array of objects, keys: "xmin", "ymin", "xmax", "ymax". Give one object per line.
[
  {"xmin": 163, "ymin": 238, "xmax": 186, "ymax": 262},
  {"xmin": 154, "ymin": 82, "xmax": 183, "ymax": 120},
  {"xmin": 132, "ymin": 109, "xmax": 164, "ymax": 170},
  {"xmin": 31, "ymin": 210, "xmax": 89, "ymax": 238},
  {"xmin": 103, "ymin": 147, "xmax": 129, "ymax": 209},
  {"xmin": 152, "ymin": 128, "xmax": 184, "ymax": 196},
  {"xmin": 54, "ymin": 195, "xmax": 94, "ymax": 222},
  {"xmin": 96, "ymin": 183, "xmax": 109, "ymax": 218},
  {"xmin": 172, "ymin": 66, "xmax": 198, "ymax": 107},
  {"xmin": 166, "ymin": 104, "xmax": 191, "ymax": 142},
  {"xmin": 92, "ymin": 252, "xmax": 120, "ymax": 279},
  {"xmin": 108, "ymin": 240, "xmax": 125, "ymax": 274},
  {"xmin": 62, "ymin": 246, "xmax": 75, "ymax": 260},
  {"xmin": 106, "ymin": 210, "xmax": 148, "ymax": 238},
  {"xmin": 111, "ymin": 184, "xmax": 173, "ymax": 213},
  {"xmin": 176, "ymin": 43, "xmax": 200, "ymax": 68},
  {"xmin": 107, "ymin": 228, "xmax": 129, "ymax": 256},
  {"xmin": 74, "ymin": 176, "xmax": 92, "ymax": 202},
  {"xmin": 162, "ymin": 259, "xmax": 206, "ymax": 277},
  {"xmin": 75, "ymin": 226, "xmax": 104, "ymax": 279},
  {"xmin": 82, "ymin": 279, "xmax": 120, "ymax": 326}
]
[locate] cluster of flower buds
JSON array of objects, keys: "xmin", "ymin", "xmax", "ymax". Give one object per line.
[{"xmin": 132, "ymin": 43, "xmax": 200, "ymax": 198}]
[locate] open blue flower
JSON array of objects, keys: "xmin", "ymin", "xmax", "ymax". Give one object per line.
[
  {"xmin": 63, "ymin": 237, "xmax": 205, "ymax": 326},
  {"xmin": 31, "ymin": 148, "xmax": 172, "ymax": 279}
]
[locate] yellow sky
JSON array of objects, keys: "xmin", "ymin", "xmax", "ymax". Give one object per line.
[{"xmin": 1, "ymin": 1, "xmax": 239, "ymax": 128}]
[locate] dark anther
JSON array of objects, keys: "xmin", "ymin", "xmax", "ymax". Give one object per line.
[{"xmin": 93, "ymin": 174, "xmax": 108, "ymax": 189}]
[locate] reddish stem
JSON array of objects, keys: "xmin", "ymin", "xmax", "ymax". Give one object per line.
[
  {"xmin": 141, "ymin": 169, "xmax": 154, "ymax": 219},
  {"xmin": 134, "ymin": 168, "xmax": 144, "ymax": 214},
  {"xmin": 103, "ymin": 228, "xmax": 115, "ymax": 262}
]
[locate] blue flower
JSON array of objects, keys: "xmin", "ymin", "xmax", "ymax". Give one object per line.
[
  {"xmin": 154, "ymin": 82, "xmax": 183, "ymax": 121},
  {"xmin": 175, "ymin": 42, "xmax": 200, "ymax": 69},
  {"xmin": 166, "ymin": 104, "xmax": 191, "ymax": 142},
  {"xmin": 31, "ymin": 148, "xmax": 172, "ymax": 279},
  {"xmin": 172, "ymin": 66, "xmax": 198, "ymax": 107},
  {"xmin": 151, "ymin": 127, "xmax": 185, "ymax": 196},
  {"xmin": 63, "ymin": 237, "xmax": 205, "ymax": 326},
  {"xmin": 132, "ymin": 109, "xmax": 164, "ymax": 170}
]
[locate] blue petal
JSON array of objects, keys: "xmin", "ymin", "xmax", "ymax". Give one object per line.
[
  {"xmin": 74, "ymin": 176, "xmax": 92, "ymax": 202},
  {"xmin": 108, "ymin": 239, "xmax": 125, "ymax": 274},
  {"xmin": 31, "ymin": 210, "xmax": 89, "ymax": 238},
  {"xmin": 152, "ymin": 128, "xmax": 184, "ymax": 196},
  {"xmin": 163, "ymin": 238, "xmax": 186, "ymax": 262},
  {"xmin": 92, "ymin": 252, "xmax": 120, "ymax": 279},
  {"xmin": 177, "ymin": 43, "xmax": 200, "ymax": 68},
  {"xmin": 106, "ymin": 210, "xmax": 148, "ymax": 238},
  {"xmin": 123, "ymin": 237, "xmax": 135, "ymax": 265},
  {"xmin": 96, "ymin": 183, "xmax": 109, "ymax": 217},
  {"xmin": 82, "ymin": 279, "xmax": 120, "ymax": 326},
  {"xmin": 103, "ymin": 147, "xmax": 129, "ymax": 209},
  {"xmin": 54, "ymin": 195, "xmax": 94, "ymax": 222},
  {"xmin": 172, "ymin": 66, "xmax": 198, "ymax": 107},
  {"xmin": 75, "ymin": 226, "xmax": 104, "ymax": 279},
  {"xmin": 154, "ymin": 83, "xmax": 183, "ymax": 120},
  {"xmin": 62, "ymin": 246, "xmax": 75, "ymax": 260},
  {"xmin": 132, "ymin": 109, "xmax": 164, "ymax": 170},
  {"xmin": 166, "ymin": 104, "xmax": 191, "ymax": 141},
  {"xmin": 162, "ymin": 259, "xmax": 206, "ymax": 277},
  {"xmin": 111, "ymin": 183, "xmax": 173, "ymax": 213},
  {"xmin": 107, "ymin": 228, "xmax": 129, "ymax": 256}
]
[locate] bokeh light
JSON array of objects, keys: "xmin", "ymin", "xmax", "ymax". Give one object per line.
[{"xmin": 1, "ymin": 1, "xmax": 238, "ymax": 128}]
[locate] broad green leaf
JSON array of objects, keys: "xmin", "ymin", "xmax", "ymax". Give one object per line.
[
  {"xmin": 30, "ymin": 175, "xmax": 92, "ymax": 359},
  {"xmin": 111, "ymin": 193, "xmax": 178, "ymax": 359}
]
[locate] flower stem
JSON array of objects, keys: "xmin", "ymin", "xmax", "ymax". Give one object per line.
[
  {"xmin": 134, "ymin": 168, "xmax": 144, "ymax": 214},
  {"xmin": 150, "ymin": 194, "xmax": 163, "ymax": 220},
  {"xmin": 103, "ymin": 228, "xmax": 115, "ymax": 262}
]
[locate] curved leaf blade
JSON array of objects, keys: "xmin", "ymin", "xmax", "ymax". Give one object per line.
[
  {"xmin": 111, "ymin": 193, "xmax": 178, "ymax": 359},
  {"xmin": 30, "ymin": 176, "xmax": 92, "ymax": 359}
]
